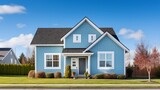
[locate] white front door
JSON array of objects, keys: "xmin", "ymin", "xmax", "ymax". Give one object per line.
[{"xmin": 71, "ymin": 58, "xmax": 79, "ymax": 69}]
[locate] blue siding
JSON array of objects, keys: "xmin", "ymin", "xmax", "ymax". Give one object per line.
[
  {"xmin": 65, "ymin": 21, "xmax": 101, "ymax": 48},
  {"xmin": 89, "ymin": 36, "xmax": 124, "ymax": 75},
  {"xmin": 36, "ymin": 46, "xmax": 64, "ymax": 76}
]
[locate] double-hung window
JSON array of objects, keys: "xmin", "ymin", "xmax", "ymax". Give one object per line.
[
  {"xmin": 73, "ymin": 34, "xmax": 81, "ymax": 43},
  {"xmin": 45, "ymin": 53, "xmax": 61, "ymax": 69},
  {"xmin": 98, "ymin": 51, "xmax": 114, "ymax": 69}
]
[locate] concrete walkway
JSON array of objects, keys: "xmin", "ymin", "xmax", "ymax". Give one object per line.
[{"xmin": 0, "ymin": 84, "xmax": 160, "ymax": 89}]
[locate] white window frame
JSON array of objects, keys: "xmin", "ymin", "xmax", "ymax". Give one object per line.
[
  {"xmin": 73, "ymin": 34, "xmax": 81, "ymax": 43},
  {"xmin": 11, "ymin": 58, "xmax": 13, "ymax": 64},
  {"xmin": 10, "ymin": 51, "xmax": 12, "ymax": 55},
  {"xmin": 88, "ymin": 34, "xmax": 96, "ymax": 43},
  {"xmin": 71, "ymin": 58, "xmax": 78, "ymax": 69},
  {"xmin": 44, "ymin": 53, "xmax": 61, "ymax": 69},
  {"xmin": 97, "ymin": 51, "xmax": 114, "ymax": 69}
]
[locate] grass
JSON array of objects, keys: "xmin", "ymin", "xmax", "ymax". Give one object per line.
[{"xmin": 0, "ymin": 75, "xmax": 160, "ymax": 84}]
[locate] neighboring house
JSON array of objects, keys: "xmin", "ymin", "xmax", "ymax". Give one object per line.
[
  {"xmin": 0, "ymin": 48, "xmax": 20, "ymax": 64},
  {"xmin": 31, "ymin": 17, "xmax": 129, "ymax": 76}
]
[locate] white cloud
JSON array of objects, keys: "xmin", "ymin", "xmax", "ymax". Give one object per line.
[
  {"xmin": 0, "ymin": 5, "xmax": 25, "ymax": 14},
  {"xmin": 16, "ymin": 23, "xmax": 26, "ymax": 29},
  {"xmin": 0, "ymin": 34, "xmax": 33, "ymax": 48},
  {"xmin": 119, "ymin": 28, "xmax": 144, "ymax": 40}
]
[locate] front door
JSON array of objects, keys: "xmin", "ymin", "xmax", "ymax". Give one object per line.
[{"xmin": 79, "ymin": 58, "xmax": 86, "ymax": 75}]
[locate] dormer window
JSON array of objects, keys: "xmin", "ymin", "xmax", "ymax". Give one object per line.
[
  {"xmin": 73, "ymin": 34, "xmax": 81, "ymax": 43},
  {"xmin": 88, "ymin": 34, "xmax": 96, "ymax": 43}
]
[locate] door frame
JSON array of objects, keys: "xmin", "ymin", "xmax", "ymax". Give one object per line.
[{"xmin": 71, "ymin": 57, "xmax": 87, "ymax": 76}]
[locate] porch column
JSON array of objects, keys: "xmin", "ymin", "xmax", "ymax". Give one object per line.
[
  {"xmin": 64, "ymin": 56, "xmax": 66, "ymax": 75},
  {"xmin": 88, "ymin": 56, "xmax": 91, "ymax": 74}
]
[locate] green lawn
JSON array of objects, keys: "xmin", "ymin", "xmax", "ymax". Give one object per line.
[{"xmin": 0, "ymin": 75, "xmax": 160, "ymax": 84}]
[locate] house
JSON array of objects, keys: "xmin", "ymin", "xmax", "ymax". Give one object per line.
[
  {"xmin": 0, "ymin": 48, "xmax": 20, "ymax": 64},
  {"xmin": 31, "ymin": 17, "xmax": 129, "ymax": 76}
]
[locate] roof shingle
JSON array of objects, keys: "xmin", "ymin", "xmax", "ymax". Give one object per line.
[{"xmin": 31, "ymin": 28, "xmax": 119, "ymax": 44}]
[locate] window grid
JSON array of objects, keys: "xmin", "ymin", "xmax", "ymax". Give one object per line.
[
  {"xmin": 45, "ymin": 54, "xmax": 60, "ymax": 69},
  {"xmin": 98, "ymin": 52, "xmax": 114, "ymax": 69}
]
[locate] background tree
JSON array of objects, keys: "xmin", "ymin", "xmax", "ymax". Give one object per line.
[
  {"xmin": 134, "ymin": 42, "xmax": 160, "ymax": 82},
  {"xmin": 19, "ymin": 53, "xmax": 27, "ymax": 64},
  {"xmin": 27, "ymin": 50, "xmax": 35, "ymax": 65}
]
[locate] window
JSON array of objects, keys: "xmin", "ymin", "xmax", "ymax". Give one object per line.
[
  {"xmin": 10, "ymin": 52, "xmax": 12, "ymax": 55},
  {"xmin": 11, "ymin": 58, "xmax": 13, "ymax": 64},
  {"xmin": 71, "ymin": 58, "xmax": 78, "ymax": 69},
  {"xmin": 98, "ymin": 51, "xmax": 114, "ymax": 69},
  {"xmin": 73, "ymin": 34, "xmax": 81, "ymax": 43},
  {"xmin": 88, "ymin": 34, "xmax": 96, "ymax": 43},
  {"xmin": 44, "ymin": 53, "xmax": 61, "ymax": 69}
]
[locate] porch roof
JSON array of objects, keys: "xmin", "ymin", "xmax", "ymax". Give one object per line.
[{"xmin": 62, "ymin": 48, "xmax": 91, "ymax": 53}]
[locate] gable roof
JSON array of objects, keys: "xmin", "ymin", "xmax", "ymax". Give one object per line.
[
  {"xmin": 31, "ymin": 28, "xmax": 71, "ymax": 44},
  {"xmin": 60, "ymin": 17, "xmax": 104, "ymax": 41},
  {"xmin": 31, "ymin": 28, "xmax": 119, "ymax": 45},
  {"xmin": 0, "ymin": 48, "xmax": 11, "ymax": 60},
  {"xmin": 83, "ymin": 32, "xmax": 129, "ymax": 53}
]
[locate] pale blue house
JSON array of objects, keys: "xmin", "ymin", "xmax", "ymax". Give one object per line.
[{"xmin": 31, "ymin": 17, "xmax": 129, "ymax": 76}]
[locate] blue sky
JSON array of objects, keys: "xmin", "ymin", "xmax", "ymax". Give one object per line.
[{"xmin": 0, "ymin": 0, "xmax": 160, "ymax": 59}]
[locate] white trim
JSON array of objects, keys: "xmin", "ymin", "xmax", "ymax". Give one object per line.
[
  {"xmin": 61, "ymin": 18, "xmax": 104, "ymax": 41},
  {"xmin": 44, "ymin": 53, "xmax": 61, "ymax": 69},
  {"xmin": 35, "ymin": 47, "xmax": 37, "ymax": 73},
  {"xmin": 62, "ymin": 53, "xmax": 93, "ymax": 56},
  {"xmin": 83, "ymin": 32, "xmax": 129, "ymax": 53},
  {"xmin": 97, "ymin": 51, "xmax": 114, "ymax": 69},
  {"xmin": 88, "ymin": 56, "xmax": 91, "ymax": 74},
  {"xmin": 10, "ymin": 49, "xmax": 20, "ymax": 64},
  {"xmin": 124, "ymin": 50, "xmax": 126, "ymax": 76},
  {"xmin": 88, "ymin": 34, "xmax": 96, "ymax": 43},
  {"xmin": 31, "ymin": 44, "xmax": 64, "ymax": 46},
  {"xmin": 73, "ymin": 34, "xmax": 81, "ymax": 43},
  {"xmin": 1, "ymin": 49, "xmax": 12, "ymax": 61},
  {"xmin": 64, "ymin": 56, "xmax": 66, "ymax": 75},
  {"xmin": 64, "ymin": 39, "xmax": 66, "ymax": 48},
  {"xmin": 71, "ymin": 58, "xmax": 79, "ymax": 69}
]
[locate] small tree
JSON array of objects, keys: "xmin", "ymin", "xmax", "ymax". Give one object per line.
[
  {"xmin": 134, "ymin": 42, "xmax": 160, "ymax": 82},
  {"xmin": 19, "ymin": 53, "xmax": 27, "ymax": 64},
  {"xmin": 65, "ymin": 65, "xmax": 71, "ymax": 78},
  {"xmin": 126, "ymin": 63, "xmax": 133, "ymax": 78},
  {"xmin": 27, "ymin": 50, "xmax": 35, "ymax": 65}
]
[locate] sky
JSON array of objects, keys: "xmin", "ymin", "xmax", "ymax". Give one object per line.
[{"xmin": 0, "ymin": 0, "xmax": 160, "ymax": 60}]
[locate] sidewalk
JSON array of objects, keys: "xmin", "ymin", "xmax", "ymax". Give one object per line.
[{"xmin": 0, "ymin": 84, "xmax": 160, "ymax": 89}]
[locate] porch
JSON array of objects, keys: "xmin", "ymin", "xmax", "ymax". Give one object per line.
[{"xmin": 62, "ymin": 48, "xmax": 93, "ymax": 76}]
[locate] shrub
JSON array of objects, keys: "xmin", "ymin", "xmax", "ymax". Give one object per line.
[
  {"xmin": 93, "ymin": 74, "xmax": 104, "ymax": 79},
  {"xmin": 65, "ymin": 65, "xmax": 71, "ymax": 78},
  {"xmin": 55, "ymin": 72, "xmax": 62, "ymax": 78},
  {"xmin": 117, "ymin": 74, "xmax": 125, "ymax": 79},
  {"xmin": 103, "ymin": 74, "xmax": 111, "ymax": 79},
  {"xmin": 84, "ymin": 72, "xmax": 88, "ymax": 79},
  {"xmin": 155, "ymin": 66, "xmax": 160, "ymax": 77},
  {"xmin": 28, "ymin": 70, "xmax": 35, "ymax": 78},
  {"xmin": 35, "ymin": 72, "xmax": 46, "ymax": 78},
  {"xmin": 46, "ymin": 73, "xmax": 54, "ymax": 78},
  {"xmin": 0, "ymin": 64, "xmax": 34, "ymax": 75},
  {"xmin": 126, "ymin": 67, "xmax": 133, "ymax": 78},
  {"xmin": 110, "ymin": 73, "xmax": 117, "ymax": 79}
]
